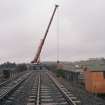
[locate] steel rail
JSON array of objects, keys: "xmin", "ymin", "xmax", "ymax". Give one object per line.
[
  {"xmin": 36, "ymin": 74, "xmax": 41, "ymax": 105},
  {"xmin": 47, "ymin": 72, "xmax": 80, "ymax": 105},
  {"xmin": 0, "ymin": 71, "xmax": 29, "ymax": 87},
  {"xmin": 0, "ymin": 71, "xmax": 32, "ymax": 102}
]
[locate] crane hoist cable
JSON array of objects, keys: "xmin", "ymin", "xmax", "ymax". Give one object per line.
[
  {"xmin": 56, "ymin": 8, "xmax": 63, "ymax": 70},
  {"xmin": 57, "ymin": 7, "xmax": 60, "ymax": 64}
]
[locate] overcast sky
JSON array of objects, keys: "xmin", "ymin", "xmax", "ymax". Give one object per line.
[{"xmin": 0, "ymin": 0, "xmax": 105, "ymax": 63}]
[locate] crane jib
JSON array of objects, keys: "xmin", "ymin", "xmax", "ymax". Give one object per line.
[{"xmin": 31, "ymin": 5, "xmax": 59, "ymax": 64}]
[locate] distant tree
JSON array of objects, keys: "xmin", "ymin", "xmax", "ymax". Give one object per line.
[
  {"xmin": 16, "ymin": 64, "xmax": 27, "ymax": 72},
  {"xmin": 0, "ymin": 62, "xmax": 16, "ymax": 69},
  {"xmin": 56, "ymin": 69, "xmax": 65, "ymax": 78},
  {"xmin": 46, "ymin": 64, "xmax": 57, "ymax": 71}
]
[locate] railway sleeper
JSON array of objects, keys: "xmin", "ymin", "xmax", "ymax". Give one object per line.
[
  {"xmin": 0, "ymin": 72, "xmax": 32, "ymax": 103},
  {"xmin": 47, "ymin": 72, "xmax": 81, "ymax": 105}
]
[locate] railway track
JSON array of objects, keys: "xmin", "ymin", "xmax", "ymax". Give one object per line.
[
  {"xmin": 0, "ymin": 71, "xmax": 30, "ymax": 88},
  {"xmin": 0, "ymin": 70, "xmax": 81, "ymax": 105},
  {"xmin": 27, "ymin": 70, "xmax": 81, "ymax": 105},
  {"xmin": 0, "ymin": 71, "xmax": 32, "ymax": 104},
  {"xmin": 1, "ymin": 71, "xmax": 38, "ymax": 105}
]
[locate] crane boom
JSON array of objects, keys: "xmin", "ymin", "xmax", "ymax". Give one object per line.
[{"xmin": 31, "ymin": 5, "xmax": 59, "ymax": 64}]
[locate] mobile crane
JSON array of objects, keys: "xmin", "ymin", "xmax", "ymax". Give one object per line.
[{"xmin": 31, "ymin": 5, "xmax": 59, "ymax": 64}]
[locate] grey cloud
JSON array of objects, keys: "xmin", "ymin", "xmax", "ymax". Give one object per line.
[{"xmin": 0, "ymin": 0, "xmax": 105, "ymax": 63}]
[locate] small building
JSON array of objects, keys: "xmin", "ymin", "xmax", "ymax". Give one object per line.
[
  {"xmin": 63, "ymin": 69, "xmax": 81, "ymax": 82},
  {"xmin": 62, "ymin": 63, "xmax": 83, "ymax": 82},
  {"xmin": 84, "ymin": 64, "xmax": 105, "ymax": 94}
]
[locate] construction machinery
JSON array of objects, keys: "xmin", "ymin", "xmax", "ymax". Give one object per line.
[{"xmin": 31, "ymin": 5, "xmax": 59, "ymax": 64}]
